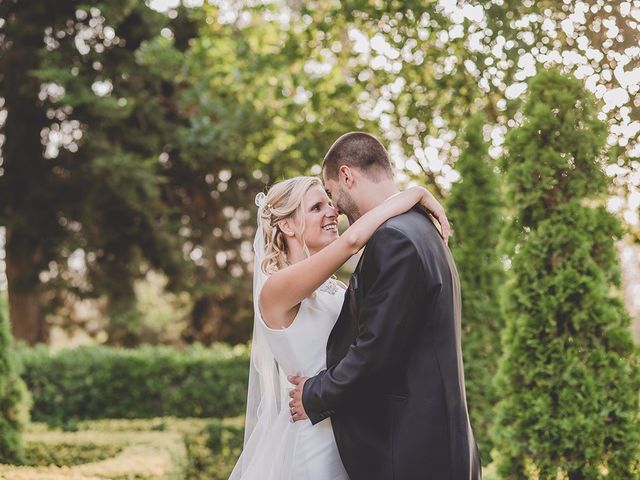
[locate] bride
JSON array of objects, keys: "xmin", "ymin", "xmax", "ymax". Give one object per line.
[{"xmin": 229, "ymin": 176, "xmax": 449, "ymax": 480}]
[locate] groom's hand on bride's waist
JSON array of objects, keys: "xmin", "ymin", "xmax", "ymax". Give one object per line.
[{"xmin": 288, "ymin": 375, "xmax": 309, "ymax": 422}]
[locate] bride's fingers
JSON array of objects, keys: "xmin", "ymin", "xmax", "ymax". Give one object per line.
[
  {"xmin": 291, "ymin": 411, "xmax": 306, "ymax": 422},
  {"xmin": 430, "ymin": 211, "xmax": 451, "ymax": 245},
  {"xmin": 440, "ymin": 216, "xmax": 451, "ymax": 244},
  {"xmin": 428, "ymin": 213, "xmax": 447, "ymax": 244}
]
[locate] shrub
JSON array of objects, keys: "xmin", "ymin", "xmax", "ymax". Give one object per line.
[
  {"xmin": 493, "ymin": 69, "xmax": 640, "ymax": 479},
  {"xmin": 447, "ymin": 114, "xmax": 504, "ymax": 463},
  {"xmin": 0, "ymin": 428, "xmax": 188, "ymax": 479},
  {"xmin": 0, "ymin": 296, "xmax": 31, "ymax": 464},
  {"xmin": 17, "ymin": 343, "xmax": 249, "ymax": 425},
  {"xmin": 184, "ymin": 418, "xmax": 244, "ymax": 480},
  {"xmin": 0, "ymin": 417, "xmax": 244, "ymax": 480},
  {"xmin": 24, "ymin": 439, "xmax": 122, "ymax": 467}
]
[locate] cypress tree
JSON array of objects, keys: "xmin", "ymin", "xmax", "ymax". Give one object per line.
[
  {"xmin": 0, "ymin": 297, "xmax": 31, "ymax": 464},
  {"xmin": 447, "ymin": 114, "xmax": 504, "ymax": 464},
  {"xmin": 493, "ymin": 69, "xmax": 640, "ymax": 479}
]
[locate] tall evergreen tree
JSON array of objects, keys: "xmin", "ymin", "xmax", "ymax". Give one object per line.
[
  {"xmin": 0, "ymin": 1, "xmax": 184, "ymax": 345},
  {"xmin": 446, "ymin": 114, "xmax": 503, "ymax": 464},
  {"xmin": 0, "ymin": 2, "xmax": 66, "ymax": 343},
  {"xmin": 0, "ymin": 2, "xmax": 371, "ymax": 345},
  {"xmin": 38, "ymin": 2, "xmax": 191, "ymax": 346},
  {"xmin": 493, "ymin": 69, "xmax": 640, "ymax": 479}
]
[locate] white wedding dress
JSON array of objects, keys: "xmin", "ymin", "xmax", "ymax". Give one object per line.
[{"xmin": 229, "ymin": 279, "xmax": 350, "ymax": 480}]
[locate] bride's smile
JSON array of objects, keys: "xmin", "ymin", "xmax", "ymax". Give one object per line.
[{"xmin": 297, "ymin": 185, "xmax": 339, "ymax": 253}]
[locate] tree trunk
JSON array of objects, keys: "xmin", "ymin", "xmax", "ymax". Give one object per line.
[
  {"xmin": 183, "ymin": 295, "xmax": 222, "ymax": 346},
  {"xmin": 1, "ymin": 7, "xmax": 55, "ymax": 345},
  {"xmin": 104, "ymin": 279, "xmax": 140, "ymax": 347},
  {"xmin": 7, "ymin": 288, "xmax": 46, "ymax": 344},
  {"xmin": 5, "ymin": 228, "xmax": 47, "ymax": 344}
]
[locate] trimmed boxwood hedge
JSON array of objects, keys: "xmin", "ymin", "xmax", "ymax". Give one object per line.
[
  {"xmin": 0, "ymin": 417, "xmax": 243, "ymax": 480},
  {"xmin": 16, "ymin": 344, "xmax": 249, "ymax": 425}
]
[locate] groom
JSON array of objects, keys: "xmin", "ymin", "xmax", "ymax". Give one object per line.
[{"xmin": 288, "ymin": 132, "xmax": 481, "ymax": 479}]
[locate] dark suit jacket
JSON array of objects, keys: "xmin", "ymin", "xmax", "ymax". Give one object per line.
[{"xmin": 302, "ymin": 208, "xmax": 481, "ymax": 480}]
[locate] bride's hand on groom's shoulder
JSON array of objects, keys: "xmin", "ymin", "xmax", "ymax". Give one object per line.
[
  {"xmin": 428, "ymin": 211, "xmax": 451, "ymax": 245},
  {"xmin": 288, "ymin": 375, "xmax": 309, "ymax": 422},
  {"xmin": 415, "ymin": 186, "xmax": 451, "ymax": 244}
]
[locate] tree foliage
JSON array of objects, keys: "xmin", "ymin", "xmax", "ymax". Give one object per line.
[
  {"xmin": 1, "ymin": 1, "xmax": 638, "ymax": 345},
  {"xmin": 301, "ymin": 1, "xmax": 640, "ymax": 197},
  {"xmin": 136, "ymin": 3, "xmax": 373, "ymax": 344},
  {"xmin": 0, "ymin": 1, "xmax": 186, "ymax": 344},
  {"xmin": 0, "ymin": 1, "xmax": 369, "ymax": 344},
  {"xmin": 493, "ymin": 69, "xmax": 640, "ymax": 479},
  {"xmin": 447, "ymin": 114, "xmax": 504, "ymax": 465}
]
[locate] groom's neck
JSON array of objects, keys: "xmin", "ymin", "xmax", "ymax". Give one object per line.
[{"xmin": 357, "ymin": 179, "xmax": 399, "ymax": 215}]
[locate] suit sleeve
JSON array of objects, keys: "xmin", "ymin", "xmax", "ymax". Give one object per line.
[{"xmin": 302, "ymin": 226, "xmax": 427, "ymax": 425}]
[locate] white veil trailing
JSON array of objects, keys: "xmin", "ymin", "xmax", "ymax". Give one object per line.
[
  {"xmin": 229, "ymin": 192, "xmax": 295, "ymax": 480},
  {"xmin": 243, "ymin": 192, "xmax": 276, "ymax": 443}
]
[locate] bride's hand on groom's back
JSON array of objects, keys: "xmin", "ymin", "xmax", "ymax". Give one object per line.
[{"xmin": 288, "ymin": 375, "xmax": 309, "ymax": 422}]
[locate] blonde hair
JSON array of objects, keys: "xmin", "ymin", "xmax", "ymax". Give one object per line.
[{"xmin": 259, "ymin": 176, "xmax": 322, "ymax": 275}]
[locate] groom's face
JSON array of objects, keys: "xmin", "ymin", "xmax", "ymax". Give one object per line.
[{"xmin": 322, "ymin": 171, "xmax": 360, "ymax": 225}]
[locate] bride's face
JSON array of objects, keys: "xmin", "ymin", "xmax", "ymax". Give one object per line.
[{"xmin": 295, "ymin": 184, "xmax": 339, "ymax": 252}]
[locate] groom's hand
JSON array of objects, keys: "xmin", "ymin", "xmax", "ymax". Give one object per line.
[{"xmin": 288, "ymin": 375, "xmax": 309, "ymax": 422}]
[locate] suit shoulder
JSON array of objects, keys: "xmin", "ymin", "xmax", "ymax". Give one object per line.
[
  {"xmin": 383, "ymin": 209, "xmax": 436, "ymax": 236},
  {"xmin": 383, "ymin": 209, "xmax": 421, "ymax": 230},
  {"xmin": 370, "ymin": 217, "xmax": 411, "ymax": 243},
  {"xmin": 373, "ymin": 209, "xmax": 443, "ymax": 251},
  {"xmin": 369, "ymin": 212, "xmax": 422, "ymax": 249}
]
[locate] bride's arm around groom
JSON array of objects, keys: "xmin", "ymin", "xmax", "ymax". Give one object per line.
[{"xmin": 296, "ymin": 223, "xmax": 426, "ymax": 420}]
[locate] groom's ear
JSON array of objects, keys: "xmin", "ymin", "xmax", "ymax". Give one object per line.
[{"xmin": 338, "ymin": 165, "xmax": 355, "ymax": 188}]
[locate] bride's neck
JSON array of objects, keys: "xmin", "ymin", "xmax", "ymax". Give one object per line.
[{"xmin": 285, "ymin": 238, "xmax": 318, "ymax": 265}]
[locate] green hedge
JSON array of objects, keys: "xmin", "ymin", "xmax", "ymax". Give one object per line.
[
  {"xmin": 16, "ymin": 344, "xmax": 249, "ymax": 425},
  {"xmin": 183, "ymin": 418, "xmax": 244, "ymax": 479},
  {"xmin": 0, "ymin": 417, "xmax": 243, "ymax": 480},
  {"xmin": 25, "ymin": 439, "xmax": 122, "ymax": 467}
]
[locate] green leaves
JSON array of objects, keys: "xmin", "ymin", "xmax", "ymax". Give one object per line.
[
  {"xmin": 2, "ymin": 1, "xmax": 638, "ymax": 348},
  {"xmin": 18, "ymin": 344, "xmax": 249, "ymax": 424},
  {"xmin": 447, "ymin": 113, "xmax": 504, "ymax": 465},
  {"xmin": 494, "ymin": 70, "xmax": 640, "ymax": 479},
  {"xmin": 0, "ymin": 302, "xmax": 30, "ymax": 464}
]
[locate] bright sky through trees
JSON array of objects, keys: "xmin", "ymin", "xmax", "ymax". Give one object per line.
[{"xmin": 147, "ymin": 0, "xmax": 640, "ymax": 224}]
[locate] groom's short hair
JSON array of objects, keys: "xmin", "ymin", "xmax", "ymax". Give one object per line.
[{"xmin": 322, "ymin": 132, "xmax": 393, "ymax": 182}]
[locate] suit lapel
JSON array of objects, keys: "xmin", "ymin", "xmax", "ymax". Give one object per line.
[{"xmin": 326, "ymin": 249, "xmax": 367, "ymax": 367}]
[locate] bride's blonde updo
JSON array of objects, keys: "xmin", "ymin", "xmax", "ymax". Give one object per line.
[{"xmin": 258, "ymin": 176, "xmax": 322, "ymax": 275}]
